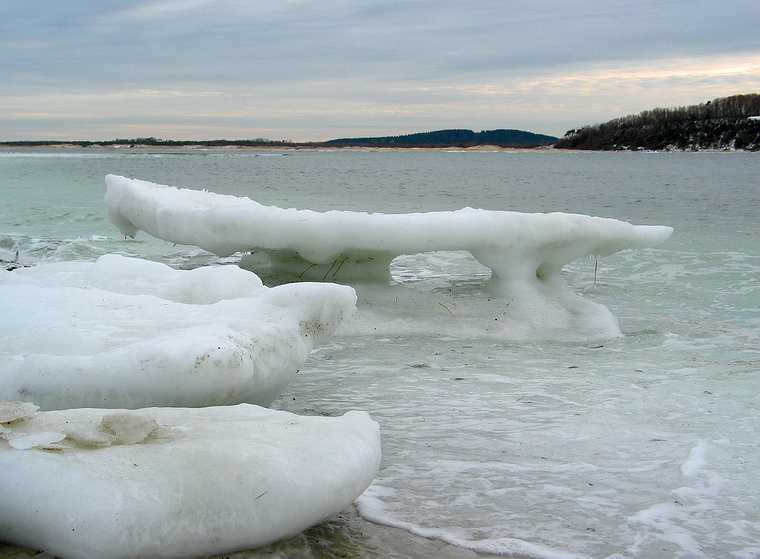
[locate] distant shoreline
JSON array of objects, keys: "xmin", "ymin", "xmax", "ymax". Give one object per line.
[
  {"xmin": 0, "ymin": 128, "xmax": 558, "ymax": 151},
  {"xmin": 1, "ymin": 144, "xmax": 756, "ymax": 155},
  {"xmin": 0, "ymin": 143, "xmax": 554, "ymax": 154}
]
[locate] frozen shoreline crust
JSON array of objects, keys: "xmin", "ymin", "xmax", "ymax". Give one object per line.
[
  {"xmin": 0, "ymin": 403, "xmax": 381, "ymax": 559},
  {"xmin": 105, "ymin": 175, "xmax": 673, "ymax": 339},
  {"xmin": 0, "ymin": 255, "xmax": 356, "ymax": 410}
]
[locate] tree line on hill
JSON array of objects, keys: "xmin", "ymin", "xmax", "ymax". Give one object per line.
[
  {"xmin": 323, "ymin": 129, "xmax": 557, "ymax": 148},
  {"xmin": 556, "ymin": 94, "xmax": 760, "ymax": 151}
]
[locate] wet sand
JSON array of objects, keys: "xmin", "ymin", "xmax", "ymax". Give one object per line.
[{"xmin": 0, "ymin": 506, "xmax": 493, "ymax": 559}]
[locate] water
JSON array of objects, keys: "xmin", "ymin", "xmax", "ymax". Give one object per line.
[{"xmin": 1, "ymin": 148, "xmax": 759, "ymax": 558}]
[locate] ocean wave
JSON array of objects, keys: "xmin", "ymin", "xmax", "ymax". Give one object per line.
[{"xmin": 357, "ymin": 485, "xmax": 586, "ymax": 559}]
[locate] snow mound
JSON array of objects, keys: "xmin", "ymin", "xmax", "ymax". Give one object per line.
[
  {"xmin": 0, "ymin": 256, "xmax": 356, "ymax": 410},
  {"xmin": 105, "ymin": 175, "xmax": 673, "ymax": 339},
  {"xmin": 0, "ymin": 403, "xmax": 381, "ymax": 559}
]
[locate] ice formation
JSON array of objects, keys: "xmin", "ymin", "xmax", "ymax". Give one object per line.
[
  {"xmin": 0, "ymin": 401, "xmax": 39, "ymax": 424},
  {"xmin": 105, "ymin": 175, "xmax": 673, "ymax": 338},
  {"xmin": 0, "ymin": 255, "xmax": 356, "ymax": 410},
  {"xmin": 0, "ymin": 403, "xmax": 381, "ymax": 559},
  {"xmin": 9, "ymin": 253, "xmax": 265, "ymax": 303}
]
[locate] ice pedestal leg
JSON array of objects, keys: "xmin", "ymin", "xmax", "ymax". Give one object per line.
[
  {"xmin": 471, "ymin": 249, "xmax": 621, "ymax": 338},
  {"xmin": 241, "ymin": 250, "xmax": 393, "ymax": 283}
]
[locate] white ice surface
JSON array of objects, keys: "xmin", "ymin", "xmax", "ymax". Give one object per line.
[
  {"xmin": 0, "ymin": 404, "xmax": 381, "ymax": 559},
  {"xmin": 0, "ymin": 256, "xmax": 356, "ymax": 410},
  {"xmin": 105, "ymin": 175, "xmax": 672, "ymax": 339},
  {"xmin": 105, "ymin": 174, "xmax": 671, "ymax": 270},
  {"xmin": 9, "ymin": 252, "xmax": 265, "ymax": 303}
]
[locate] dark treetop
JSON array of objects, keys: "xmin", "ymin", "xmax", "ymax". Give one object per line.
[{"xmin": 555, "ymin": 94, "xmax": 760, "ymax": 151}]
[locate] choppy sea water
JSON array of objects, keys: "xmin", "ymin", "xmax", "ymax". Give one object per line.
[{"xmin": 1, "ymin": 148, "xmax": 759, "ymax": 558}]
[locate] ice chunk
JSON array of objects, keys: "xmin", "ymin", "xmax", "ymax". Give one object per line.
[
  {"xmin": 105, "ymin": 175, "xmax": 672, "ymax": 271},
  {"xmin": 6, "ymin": 431, "xmax": 66, "ymax": 451},
  {"xmin": 10, "ymin": 253, "xmax": 264, "ymax": 304},
  {"xmin": 104, "ymin": 175, "xmax": 672, "ymax": 339},
  {"xmin": 98, "ymin": 413, "xmax": 159, "ymax": 444},
  {"xmin": 0, "ymin": 404, "xmax": 381, "ymax": 559},
  {"xmin": 63, "ymin": 425, "xmax": 114, "ymax": 448},
  {"xmin": 0, "ymin": 401, "xmax": 39, "ymax": 424},
  {"xmin": 0, "ymin": 256, "xmax": 356, "ymax": 410}
]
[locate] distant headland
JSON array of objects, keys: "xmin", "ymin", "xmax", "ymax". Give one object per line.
[{"xmin": 556, "ymin": 94, "xmax": 760, "ymax": 152}]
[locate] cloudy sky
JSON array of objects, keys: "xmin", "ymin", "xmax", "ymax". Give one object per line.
[{"xmin": 2, "ymin": 0, "xmax": 759, "ymax": 140}]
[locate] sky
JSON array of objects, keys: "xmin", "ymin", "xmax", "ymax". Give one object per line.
[{"xmin": 1, "ymin": 0, "xmax": 760, "ymax": 141}]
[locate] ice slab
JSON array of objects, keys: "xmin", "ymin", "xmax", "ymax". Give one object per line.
[
  {"xmin": 0, "ymin": 256, "xmax": 356, "ymax": 410},
  {"xmin": 8, "ymin": 253, "xmax": 265, "ymax": 304},
  {"xmin": 0, "ymin": 404, "xmax": 381, "ymax": 559},
  {"xmin": 105, "ymin": 175, "xmax": 672, "ymax": 274},
  {"xmin": 105, "ymin": 175, "xmax": 673, "ymax": 339}
]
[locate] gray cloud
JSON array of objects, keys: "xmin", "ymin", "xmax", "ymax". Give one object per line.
[{"xmin": 2, "ymin": 0, "xmax": 759, "ymax": 139}]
